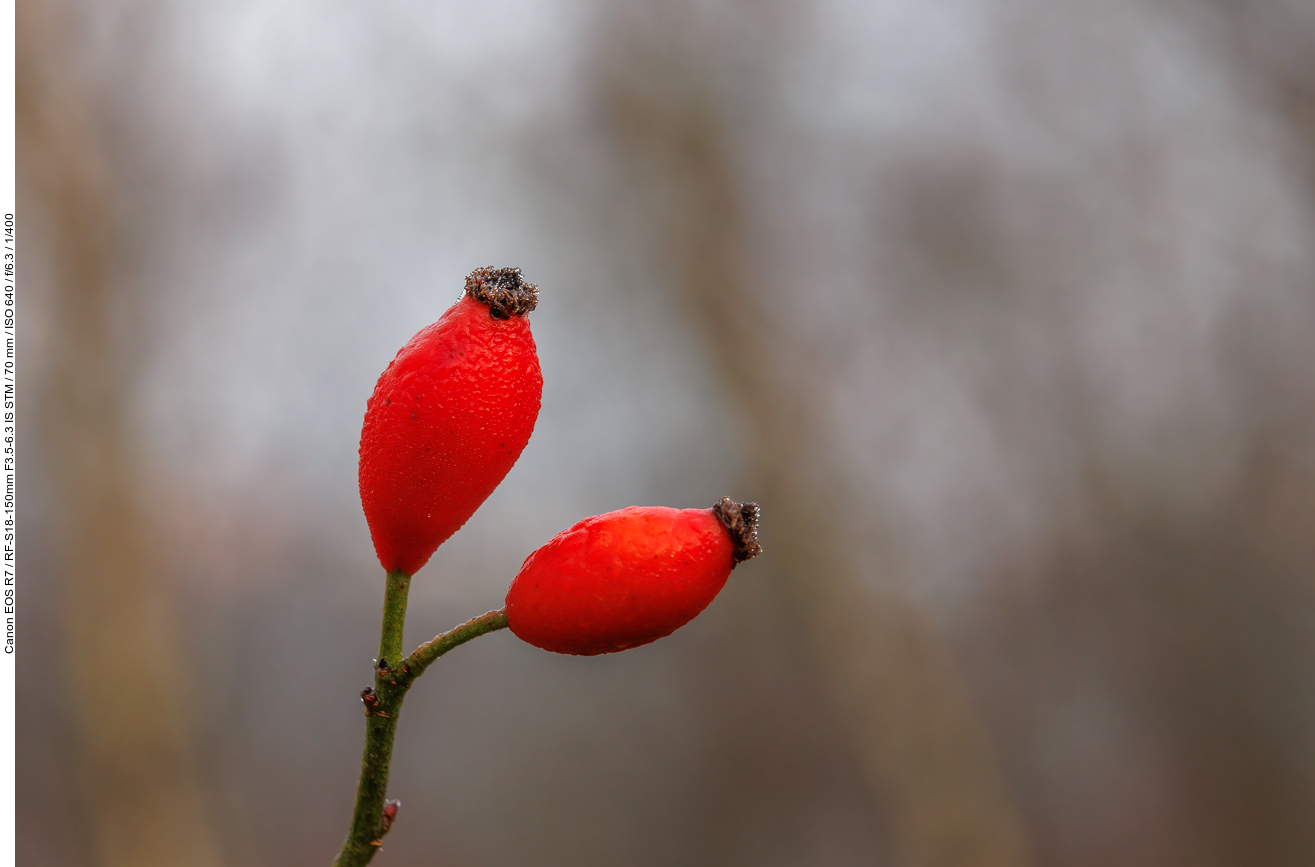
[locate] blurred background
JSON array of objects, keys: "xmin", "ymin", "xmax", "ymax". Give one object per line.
[{"xmin": 17, "ymin": 0, "xmax": 1315, "ymax": 865}]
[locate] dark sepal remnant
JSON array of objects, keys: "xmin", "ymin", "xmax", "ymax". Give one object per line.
[
  {"xmin": 712, "ymin": 498, "xmax": 762, "ymax": 567},
  {"xmin": 464, "ymin": 267, "xmax": 539, "ymax": 319}
]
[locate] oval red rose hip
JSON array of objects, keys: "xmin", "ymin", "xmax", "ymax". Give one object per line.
[
  {"xmin": 505, "ymin": 498, "xmax": 762, "ymax": 655},
  {"xmin": 358, "ymin": 267, "xmax": 543, "ymax": 577}
]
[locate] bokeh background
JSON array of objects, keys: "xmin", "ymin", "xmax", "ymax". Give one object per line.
[{"xmin": 17, "ymin": 0, "xmax": 1315, "ymax": 865}]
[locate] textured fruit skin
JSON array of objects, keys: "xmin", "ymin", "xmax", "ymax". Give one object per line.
[
  {"xmin": 359, "ymin": 293, "xmax": 542, "ymax": 576},
  {"xmin": 505, "ymin": 506, "xmax": 736, "ymax": 656}
]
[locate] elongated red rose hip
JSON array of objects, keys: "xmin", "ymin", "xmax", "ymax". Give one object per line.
[
  {"xmin": 505, "ymin": 498, "xmax": 761, "ymax": 655},
  {"xmin": 359, "ymin": 267, "xmax": 542, "ymax": 576}
]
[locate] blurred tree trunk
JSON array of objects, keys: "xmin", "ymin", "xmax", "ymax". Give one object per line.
[
  {"xmin": 18, "ymin": 2, "xmax": 226, "ymax": 865},
  {"xmin": 595, "ymin": 8, "xmax": 1033, "ymax": 866}
]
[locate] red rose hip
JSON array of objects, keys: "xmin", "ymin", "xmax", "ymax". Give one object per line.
[
  {"xmin": 505, "ymin": 498, "xmax": 761, "ymax": 655},
  {"xmin": 359, "ymin": 267, "xmax": 542, "ymax": 576}
]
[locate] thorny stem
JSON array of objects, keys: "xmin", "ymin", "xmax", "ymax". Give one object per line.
[{"xmin": 333, "ymin": 572, "xmax": 508, "ymax": 867}]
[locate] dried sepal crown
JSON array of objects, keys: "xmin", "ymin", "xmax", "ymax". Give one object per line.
[
  {"xmin": 464, "ymin": 266, "xmax": 539, "ymax": 319},
  {"xmin": 712, "ymin": 497, "xmax": 762, "ymax": 566}
]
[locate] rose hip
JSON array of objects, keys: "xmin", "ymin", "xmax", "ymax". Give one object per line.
[
  {"xmin": 505, "ymin": 498, "xmax": 761, "ymax": 655},
  {"xmin": 359, "ymin": 267, "xmax": 542, "ymax": 576}
]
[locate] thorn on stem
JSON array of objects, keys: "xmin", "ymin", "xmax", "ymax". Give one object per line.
[{"xmin": 361, "ymin": 687, "xmax": 392, "ymax": 717}]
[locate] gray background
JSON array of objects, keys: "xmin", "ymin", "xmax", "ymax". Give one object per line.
[{"xmin": 19, "ymin": 1, "xmax": 1315, "ymax": 865}]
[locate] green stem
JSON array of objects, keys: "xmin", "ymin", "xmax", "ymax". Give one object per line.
[
  {"xmin": 332, "ymin": 572, "xmax": 508, "ymax": 867},
  {"xmin": 403, "ymin": 608, "xmax": 509, "ymax": 680},
  {"xmin": 377, "ymin": 570, "xmax": 411, "ymax": 668}
]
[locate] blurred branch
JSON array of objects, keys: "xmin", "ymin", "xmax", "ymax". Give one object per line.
[
  {"xmin": 18, "ymin": 2, "xmax": 226, "ymax": 865},
  {"xmin": 593, "ymin": 8, "xmax": 1033, "ymax": 865}
]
